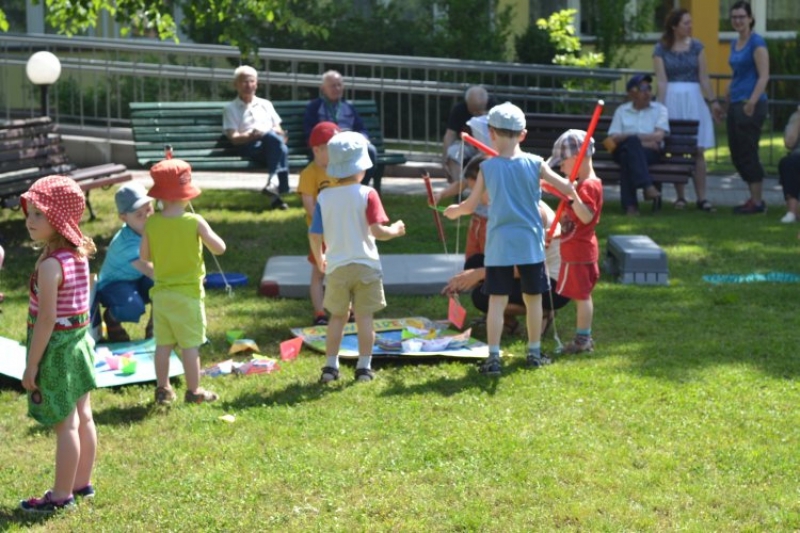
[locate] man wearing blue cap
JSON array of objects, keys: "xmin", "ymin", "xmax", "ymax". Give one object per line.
[{"xmin": 605, "ymin": 73, "xmax": 669, "ymax": 215}]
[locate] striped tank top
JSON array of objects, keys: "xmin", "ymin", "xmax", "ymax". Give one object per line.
[{"xmin": 29, "ymin": 248, "xmax": 91, "ymax": 329}]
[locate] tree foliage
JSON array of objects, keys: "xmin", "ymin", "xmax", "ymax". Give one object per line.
[
  {"xmin": 536, "ymin": 9, "xmax": 603, "ymax": 69},
  {"xmin": 580, "ymin": 0, "xmax": 659, "ymax": 68}
]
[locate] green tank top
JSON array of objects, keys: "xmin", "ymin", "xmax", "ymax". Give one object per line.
[{"xmin": 145, "ymin": 212, "xmax": 205, "ymax": 297}]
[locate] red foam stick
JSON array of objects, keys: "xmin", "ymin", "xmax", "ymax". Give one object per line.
[
  {"xmin": 423, "ymin": 175, "xmax": 447, "ymax": 248},
  {"xmin": 462, "ymin": 132, "xmax": 497, "ymax": 157},
  {"xmin": 546, "ymin": 100, "xmax": 605, "ymax": 243}
]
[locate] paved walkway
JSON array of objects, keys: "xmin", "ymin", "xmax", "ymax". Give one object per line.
[{"xmin": 126, "ymin": 167, "xmax": 786, "ymax": 211}]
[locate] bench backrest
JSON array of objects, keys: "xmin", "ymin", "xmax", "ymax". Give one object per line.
[
  {"xmin": 130, "ymin": 100, "xmax": 393, "ymax": 169},
  {"xmin": 0, "ymin": 117, "xmax": 76, "ymax": 201},
  {"xmin": 521, "ymin": 113, "xmax": 699, "ymax": 165}
]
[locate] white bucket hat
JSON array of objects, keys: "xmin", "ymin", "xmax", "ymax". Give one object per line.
[{"xmin": 326, "ymin": 131, "xmax": 373, "ymax": 179}]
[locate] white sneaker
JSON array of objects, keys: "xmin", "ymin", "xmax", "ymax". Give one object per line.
[{"xmin": 780, "ymin": 212, "xmax": 797, "ymax": 224}]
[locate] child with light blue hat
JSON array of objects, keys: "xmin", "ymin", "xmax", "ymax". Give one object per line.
[{"xmin": 308, "ymin": 131, "xmax": 406, "ymax": 383}]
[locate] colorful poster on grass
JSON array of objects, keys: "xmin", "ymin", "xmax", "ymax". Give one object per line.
[{"xmin": 290, "ymin": 316, "xmax": 488, "ymax": 359}]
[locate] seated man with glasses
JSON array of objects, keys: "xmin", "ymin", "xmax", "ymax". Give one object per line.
[{"xmin": 604, "ymin": 74, "xmax": 669, "ymax": 215}]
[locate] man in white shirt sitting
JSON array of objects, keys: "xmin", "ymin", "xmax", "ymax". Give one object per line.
[
  {"xmin": 223, "ymin": 65, "xmax": 290, "ymax": 210},
  {"xmin": 606, "ymin": 74, "xmax": 668, "ymax": 216}
]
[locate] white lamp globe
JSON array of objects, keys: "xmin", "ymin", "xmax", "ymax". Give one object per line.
[{"xmin": 26, "ymin": 51, "xmax": 62, "ymax": 86}]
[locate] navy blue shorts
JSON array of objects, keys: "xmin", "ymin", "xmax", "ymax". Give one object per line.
[{"xmin": 484, "ymin": 262, "xmax": 548, "ymax": 296}]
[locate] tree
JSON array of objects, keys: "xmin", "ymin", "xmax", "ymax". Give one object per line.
[
  {"xmin": 580, "ymin": 0, "xmax": 659, "ymax": 68},
  {"xmin": 536, "ymin": 9, "xmax": 603, "ymax": 69},
  {"xmin": 0, "ymin": 0, "xmax": 320, "ymax": 58}
]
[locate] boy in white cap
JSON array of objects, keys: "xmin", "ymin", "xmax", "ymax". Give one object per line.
[
  {"xmin": 547, "ymin": 129, "xmax": 604, "ymax": 354},
  {"xmin": 308, "ymin": 131, "xmax": 406, "ymax": 383},
  {"xmin": 93, "ymin": 182, "xmax": 155, "ymax": 342},
  {"xmin": 444, "ymin": 102, "xmax": 576, "ymax": 376}
]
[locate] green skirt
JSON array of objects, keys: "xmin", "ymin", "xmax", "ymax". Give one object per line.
[{"xmin": 26, "ymin": 313, "xmax": 97, "ymax": 426}]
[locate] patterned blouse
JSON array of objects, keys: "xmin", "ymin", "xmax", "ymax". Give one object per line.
[{"xmin": 653, "ymin": 39, "xmax": 704, "ymax": 83}]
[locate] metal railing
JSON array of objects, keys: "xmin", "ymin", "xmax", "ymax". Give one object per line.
[{"xmin": 0, "ymin": 33, "xmax": 796, "ymax": 170}]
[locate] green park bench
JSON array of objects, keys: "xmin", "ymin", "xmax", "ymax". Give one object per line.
[
  {"xmin": 0, "ymin": 117, "xmax": 131, "ymax": 220},
  {"xmin": 129, "ymin": 100, "xmax": 407, "ymax": 174}
]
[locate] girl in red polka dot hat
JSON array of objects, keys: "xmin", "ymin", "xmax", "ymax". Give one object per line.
[{"xmin": 18, "ymin": 175, "xmax": 98, "ymax": 513}]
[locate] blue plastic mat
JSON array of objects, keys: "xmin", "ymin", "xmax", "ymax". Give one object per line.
[
  {"xmin": 702, "ymin": 272, "xmax": 800, "ymax": 284},
  {"xmin": 0, "ymin": 337, "xmax": 184, "ymax": 388}
]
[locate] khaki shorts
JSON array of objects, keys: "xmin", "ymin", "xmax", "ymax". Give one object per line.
[
  {"xmin": 152, "ymin": 291, "xmax": 206, "ymax": 349},
  {"xmin": 323, "ymin": 263, "xmax": 386, "ymax": 316}
]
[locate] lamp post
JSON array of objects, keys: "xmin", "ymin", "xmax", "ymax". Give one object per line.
[{"xmin": 25, "ymin": 51, "xmax": 62, "ymax": 118}]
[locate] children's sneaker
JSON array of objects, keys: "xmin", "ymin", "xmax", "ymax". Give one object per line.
[
  {"xmin": 732, "ymin": 199, "xmax": 766, "ymax": 214},
  {"xmin": 319, "ymin": 366, "xmax": 340, "ymax": 384},
  {"xmin": 184, "ymin": 388, "xmax": 219, "ymax": 404},
  {"xmin": 354, "ymin": 368, "xmax": 375, "ymax": 382},
  {"xmin": 154, "ymin": 386, "xmax": 177, "ymax": 405},
  {"xmin": 526, "ymin": 352, "xmax": 552, "ymax": 367},
  {"xmin": 19, "ymin": 491, "xmax": 75, "ymax": 513},
  {"xmin": 478, "ymin": 357, "xmax": 502, "ymax": 376},
  {"xmin": 561, "ymin": 336, "xmax": 595, "ymax": 355},
  {"xmin": 73, "ymin": 484, "xmax": 95, "ymax": 499},
  {"xmin": 312, "ymin": 314, "xmax": 329, "ymax": 326},
  {"xmin": 780, "ymin": 212, "xmax": 797, "ymax": 224}
]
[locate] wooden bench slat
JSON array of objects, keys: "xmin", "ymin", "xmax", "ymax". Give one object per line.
[
  {"xmin": 0, "ymin": 117, "xmax": 131, "ymax": 218},
  {"xmin": 130, "ymin": 99, "xmax": 406, "ymax": 171},
  {"xmin": 522, "ymin": 112, "xmax": 697, "ymax": 185}
]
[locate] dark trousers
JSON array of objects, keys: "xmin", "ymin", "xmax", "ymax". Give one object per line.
[
  {"xmin": 612, "ymin": 136, "xmax": 660, "ymax": 210},
  {"xmin": 779, "ymin": 152, "xmax": 800, "ymax": 199},
  {"xmin": 93, "ymin": 276, "xmax": 153, "ymax": 326},
  {"xmin": 726, "ymin": 100, "xmax": 767, "ymax": 184},
  {"xmin": 359, "ymin": 142, "xmax": 383, "ymax": 194},
  {"xmin": 240, "ymin": 130, "xmax": 290, "ymax": 193}
]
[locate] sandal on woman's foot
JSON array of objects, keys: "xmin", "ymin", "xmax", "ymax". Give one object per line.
[
  {"xmin": 696, "ymin": 199, "xmax": 715, "ymax": 212},
  {"xmin": 673, "ymin": 198, "xmax": 687, "ymax": 210},
  {"xmin": 155, "ymin": 386, "xmax": 176, "ymax": 405}
]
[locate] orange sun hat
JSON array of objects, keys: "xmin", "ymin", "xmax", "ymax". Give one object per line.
[{"xmin": 148, "ymin": 158, "xmax": 200, "ymax": 201}]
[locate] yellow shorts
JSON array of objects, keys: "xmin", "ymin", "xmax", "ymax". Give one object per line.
[
  {"xmin": 323, "ymin": 263, "xmax": 386, "ymax": 317},
  {"xmin": 152, "ymin": 291, "xmax": 206, "ymax": 349}
]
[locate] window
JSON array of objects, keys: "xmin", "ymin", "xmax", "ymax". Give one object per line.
[
  {"xmin": 3, "ymin": 0, "xmax": 27, "ymax": 32},
  {"xmin": 528, "ymin": 0, "xmax": 568, "ymax": 23},
  {"xmin": 766, "ymin": 0, "xmax": 800, "ymax": 31},
  {"xmin": 579, "ymin": 0, "xmax": 678, "ymax": 36}
]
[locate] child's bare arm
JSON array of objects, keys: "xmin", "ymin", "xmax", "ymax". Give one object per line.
[
  {"xmin": 444, "ymin": 172, "xmax": 484, "ymax": 219},
  {"xmin": 569, "ymin": 192, "xmax": 595, "ymax": 224},
  {"xmin": 197, "ymin": 216, "xmax": 226, "ymax": 255},
  {"xmin": 370, "ymin": 220, "xmax": 406, "ymax": 241},
  {"xmin": 131, "ymin": 258, "xmax": 154, "ymax": 279},
  {"xmin": 540, "ymin": 163, "xmax": 575, "ymax": 198},
  {"xmin": 23, "ymin": 258, "xmax": 60, "ymax": 390},
  {"xmin": 139, "ymin": 233, "xmax": 151, "ymax": 263},
  {"xmin": 308, "ymin": 232, "xmax": 325, "ymax": 272},
  {"xmin": 301, "ymin": 193, "xmax": 316, "ymax": 219}
]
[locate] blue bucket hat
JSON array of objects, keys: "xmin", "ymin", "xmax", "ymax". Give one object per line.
[
  {"xmin": 487, "ymin": 102, "xmax": 526, "ymax": 132},
  {"xmin": 326, "ymin": 131, "xmax": 373, "ymax": 179}
]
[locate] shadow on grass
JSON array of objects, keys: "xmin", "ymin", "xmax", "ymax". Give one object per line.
[
  {"xmin": 0, "ymin": 507, "xmax": 56, "ymax": 529},
  {"xmin": 224, "ymin": 378, "xmax": 341, "ymax": 409},
  {"xmin": 378, "ymin": 359, "xmax": 501, "ymax": 398},
  {"xmin": 92, "ymin": 403, "xmax": 153, "ymax": 426}
]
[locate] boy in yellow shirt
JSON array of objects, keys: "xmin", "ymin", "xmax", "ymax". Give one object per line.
[{"xmin": 298, "ymin": 121, "xmax": 341, "ymax": 326}]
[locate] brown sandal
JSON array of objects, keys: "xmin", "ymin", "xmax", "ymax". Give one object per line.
[{"xmin": 184, "ymin": 388, "xmax": 219, "ymax": 404}]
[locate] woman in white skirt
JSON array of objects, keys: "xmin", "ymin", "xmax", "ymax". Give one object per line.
[{"xmin": 654, "ymin": 7, "xmax": 722, "ymax": 212}]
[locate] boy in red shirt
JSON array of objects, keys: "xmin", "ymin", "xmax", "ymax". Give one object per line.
[{"xmin": 547, "ymin": 130, "xmax": 604, "ymax": 354}]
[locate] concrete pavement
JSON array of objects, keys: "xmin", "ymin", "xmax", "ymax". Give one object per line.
[{"xmin": 126, "ymin": 166, "xmax": 786, "ymax": 212}]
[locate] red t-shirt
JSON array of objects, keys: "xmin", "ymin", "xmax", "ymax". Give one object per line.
[{"xmin": 559, "ymin": 176, "xmax": 603, "ymax": 263}]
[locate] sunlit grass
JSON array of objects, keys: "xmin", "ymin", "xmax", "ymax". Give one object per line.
[{"xmin": 1, "ymin": 187, "xmax": 799, "ymax": 531}]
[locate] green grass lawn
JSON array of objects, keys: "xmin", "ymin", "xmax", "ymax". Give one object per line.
[{"xmin": 1, "ymin": 188, "xmax": 799, "ymax": 531}]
